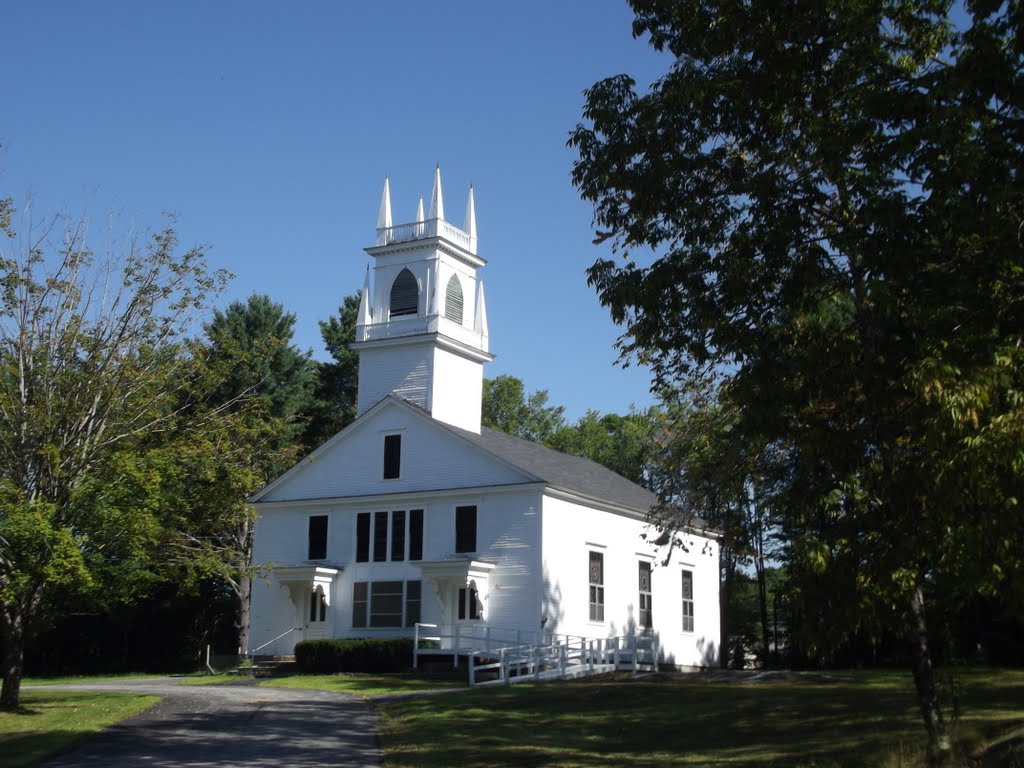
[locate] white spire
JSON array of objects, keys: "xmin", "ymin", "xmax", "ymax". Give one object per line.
[
  {"xmin": 414, "ymin": 196, "xmax": 425, "ymax": 237},
  {"xmin": 464, "ymin": 184, "xmax": 477, "ymax": 253},
  {"xmin": 358, "ymin": 266, "xmax": 372, "ymax": 325},
  {"xmin": 474, "ymin": 279, "xmax": 489, "ymax": 338},
  {"xmin": 377, "ymin": 176, "xmax": 392, "ymax": 231},
  {"xmin": 428, "ymin": 164, "xmax": 444, "ymax": 221}
]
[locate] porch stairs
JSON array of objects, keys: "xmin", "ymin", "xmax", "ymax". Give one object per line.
[{"xmin": 413, "ymin": 624, "xmax": 659, "ymax": 687}]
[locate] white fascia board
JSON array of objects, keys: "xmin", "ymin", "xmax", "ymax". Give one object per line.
[
  {"xmin": 365, "ymin": 238, "xmax": 486, "ymax": 269},
  {"xmin": 252, "ymin": 480, "xmax": 547, "ymax": 512},
  {"xmin": 541, "ymin": 485, "xmax": 722, "ymax": 540}
]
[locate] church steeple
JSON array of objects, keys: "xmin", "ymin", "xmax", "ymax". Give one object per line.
[{"xmin": 355, "ymin": 169, "xmax": 492, "ymax": 432}]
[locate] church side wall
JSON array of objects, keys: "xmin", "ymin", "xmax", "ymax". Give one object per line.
[{"xmin": 540, "ymin": 496, "xmax": 721, "ymax": 669}]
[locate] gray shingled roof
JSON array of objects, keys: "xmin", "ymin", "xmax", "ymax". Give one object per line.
[{"xmin": 446, "ymin": 422, "xmax": 659, "ymax": 514}]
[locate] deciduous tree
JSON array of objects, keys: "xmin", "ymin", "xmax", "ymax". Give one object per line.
[
  {"xmin": 0, "ymin": 206, "xmax": 227, "ymax": 707},
  {"xmin": 570, "ymin": 1, "xmax": 1023, "ymax": 758}
]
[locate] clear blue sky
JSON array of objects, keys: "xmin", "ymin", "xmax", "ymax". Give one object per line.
[{"xmin": 2, "ymin": 1, "xmax": 669, "ymax": 421}]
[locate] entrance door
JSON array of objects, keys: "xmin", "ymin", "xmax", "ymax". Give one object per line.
[{"xmin": 305, "ymin": 585, "xmax": 329, "ymax": 640}]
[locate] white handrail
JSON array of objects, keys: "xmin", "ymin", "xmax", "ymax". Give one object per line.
[{"xmin": 250, "ymin": 627, "xmax": 301, "ymax": 657}]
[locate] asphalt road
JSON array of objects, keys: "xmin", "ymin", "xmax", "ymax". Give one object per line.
[{"xmin": 29, "ymin": 678, "xmax": 383, "ymax": 767}]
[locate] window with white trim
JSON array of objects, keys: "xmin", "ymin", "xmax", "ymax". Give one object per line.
[
  {"xmin": 309, "ymin": 586, "xmax": 327, "ymax": 623},
  {"xmin": 356, "ymin": 510, "xmax": 424, "ymax": 563},
  {"xmin": 352, "ymin": 580, "xmax": 422, "ymax": 628},
  {"xmin": 389, "ymin": 268, "xmax": 418, "ymax": 317},
  {"xmin": 455, "ymin": 505, "xmax": 477, "ymax": 553},
  {"xmin": 445, "ymin": 274, "xmax": 464, "ymax": 324},
  {"xmin": 638, "ymin": 561, "xmax": 653, "ymax": 629},
  {"xmin": 383, "ymin": 434, "xmax": 401, "ymax": 479},
  {"xmin": 682, "ymin": 569, "xmax": 695, "ymax": 632},
  {"xmin": 589, "ymin": 551, "xmax": 605, "ymax": 622}
]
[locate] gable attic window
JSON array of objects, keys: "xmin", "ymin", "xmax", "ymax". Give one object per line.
[
  {"xmin": 455, "ymin": 505, "xmax": 477, "ymax": 553},
  {"xmin": 389, "ymin": 268, "xmax": 418, "ymax": 318},
  {"xmin": 383, "ymin": 434, "xmax": 401, "ymax": 479},
  {"xmin": 308, "ymin": 515, "xmax": 328, "ymax": 560},
  {"xmin": 445, "ymin": 274, "xmax": 464, "ymax": 324}
]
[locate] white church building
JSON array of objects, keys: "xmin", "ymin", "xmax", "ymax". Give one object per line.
[{"xmin": 247, "ymin": 169, "xmax": 721, "ymax": 670}]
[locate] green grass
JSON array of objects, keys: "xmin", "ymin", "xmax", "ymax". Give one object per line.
[
  {"xmin": 261, "ymin": 672, "xmax": 467, "ymax": 697},
  {"xmin": 22, "ymin": 673, "xmax": 166, "ymax": 686},
  {"xmin": 0, "ymin": 689, "xmax": 159, "ymax": 768},
  {"xmin": 176, "ymin": 673, "xmax": 246, "ymax": 686},
  {"xmin": 378, "ymin": 669, "xmax": 1024, "ymax": 767}
]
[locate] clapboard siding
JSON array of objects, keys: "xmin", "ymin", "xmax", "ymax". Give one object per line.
[
  {"xmin": 430, "ymin": 348, "xmax": 482, "ymax": 432},
  {"xmin": 261, "ymin": 400, "xmax": 529, "ymax": 502},
  {"xmin": 357, "ymin": 346, "xmax": 432, "ymax": 415},
  {"xmin": 540, "ymin": 495, "xmax": 720, "ymax": 668}
]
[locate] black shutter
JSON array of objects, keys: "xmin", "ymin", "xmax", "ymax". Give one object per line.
[
  {"xmin": 308, "ymin": 515, "xmax": 328, "ymax": 560},
  {"xmin": 455, "ymin": 505, "xmax": 476, "ymax": 553},
  {"xmin": 409, "ymin": 509, "xmax": 423, "ymax": 561},
  {"xmin": 356, "ymin": 513, "xmax": 370, "ymax": 563},
  {"xmin": 384, "ymin": 434, "xmax": 401, "ymax": 479}
]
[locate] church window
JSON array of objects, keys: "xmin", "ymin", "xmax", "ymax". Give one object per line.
[
  {"xmin": 682, "ymin": 570, "xmax": 695, "ymax": 632},
  {"xmin": 357, "ymin": 509, "xmax": 423, "ymax": 563},
  {"xmin": 352, "ymin": 580, "xmax": 422, "ymax": 628},
  {"xmin": 373, "ymin": 511, "xmax": 388, "ymax": 562},
  {"xmin": 638, "ymin": 561, "xmax": 653, "ymax": 629},
  {"xmin": 383, "ymin": 434, "xmax": 401, "ymax": 479},
  {"xmin": 389, "ymin": 268, "xmax": 418, "ymax": 317},
  {"xmin": 455, "ymin": 505, "xmax": 477, "ymax": 553},
  {"xmin": 589, "ymin": 551, "xmax": 605, "ymax": 622},
  {"xmin": 308, "ymin": 515, "xmax": 328, "ymax": 560},
  {"xmin": 445, "ymin": 274, "xmax": 464, "ymax": 324},
  {"xmin": 409, "ymin": 509, "xmax": 424, "ymax": 561}
]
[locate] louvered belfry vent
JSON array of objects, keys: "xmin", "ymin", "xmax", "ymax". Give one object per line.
[
  {"xmin": 445, "ymin": 275, "xmax": 464, "ymax": 324},
  {"xmin": 390, "ymin": 268, "xmax": 418, "ymax": 318}
]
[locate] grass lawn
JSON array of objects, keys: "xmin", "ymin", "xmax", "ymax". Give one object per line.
[
  {"xmin": 261, "ymin": 672, "xmax": 467, "ymax": 697},
  {"xmin": 21, "ymin": 673, "xmax": 166, "ymax": 686},
  {"xmin": 0, "ymin": 689, "xmax": 159, "ymax": 768},
  {"xmin": 378, "ymin": 669, "xmax": 1024, "ymax": 767}
]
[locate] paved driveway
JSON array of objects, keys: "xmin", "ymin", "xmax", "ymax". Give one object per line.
[{"xmin": 30, "ymin": 678, "xmax": 382, "ymax": 767}]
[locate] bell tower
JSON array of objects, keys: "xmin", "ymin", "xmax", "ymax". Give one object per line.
[{"xmin": 353, "ymin": 167, "xmax": 493, "ymax": 433}]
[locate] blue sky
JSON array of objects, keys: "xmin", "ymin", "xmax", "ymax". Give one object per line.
[{"xmin": 2, "ymin": 1, "xmax": 669, "ymax": 421}]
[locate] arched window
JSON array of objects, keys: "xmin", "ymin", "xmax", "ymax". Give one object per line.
[
  {"xmin": 445, "ymin": 274, "xmax": 464, "ymax": 324},
  {"xmin": 390, "ymin": 268, "xmax": 418, "ymax": 318}
]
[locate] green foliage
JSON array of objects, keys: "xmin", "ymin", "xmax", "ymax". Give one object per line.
[
  {"xmin": 293, "ymin": 638, "xmax": 414, "ymax": 674},
  {"xmin": 303, "ymin": 292, "xmax": 360, "ymax": 449},
  {"xmin": 481, "ymin": 375, "xmax": 566, "ymax": 444},
  {"xmin": 571, "ymin": 1, "xmax": 1023, "ymax": 753},
  {"xmin": 0, "ymin": 204, "xmax": 229, "ymax": 707},
  {"xmin": 549, "ymin": 408, "xmax": 656, "ymax": 486}
]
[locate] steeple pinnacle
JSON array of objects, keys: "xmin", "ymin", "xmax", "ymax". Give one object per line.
[
  {"xmin": 358, "ymin": 265, "xmax": 372, "ymax": 325},
  {"xmin": 428, "ymin": 164, "xmax": 444, "ymax": 221},
  {"xmin": 377, "ymin": 176, "xmax": 392, "ymax": 230},
  {"xmin": 464, "ymin": 184, "xmax": 477, "ymax": 251}
]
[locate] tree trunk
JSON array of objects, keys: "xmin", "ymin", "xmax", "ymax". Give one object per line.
[
  {"xmin": 0, "ymin": 609, "xmax": 25, "ymax": 709},
  {"xmin": 909, "ymin": 585, "xmax": 952, "ymax": 765},
  {"xmin": 720, "ymin": 547, "xmax": 735, "ymax": 669},
  {"xmin": 236, "ymin": 570, "xmax": 251, "ymax": 658}
]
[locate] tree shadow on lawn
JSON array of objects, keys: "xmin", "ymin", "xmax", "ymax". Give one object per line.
[{"xmin": 380, "ymin": 673, "xmax": 1024, "ymax": 767}]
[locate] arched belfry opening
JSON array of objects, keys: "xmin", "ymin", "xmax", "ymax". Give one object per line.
[
  {"xmin": 355, "ymin": 169, "xmax": 493, "ymax": 433},
  {"xmin": 445, "ymin": 274, "xmax": 464, "ymax": 324},
  {"xmin": 390, "ymin": 268, "xmax": 418, "ymax": 318}
]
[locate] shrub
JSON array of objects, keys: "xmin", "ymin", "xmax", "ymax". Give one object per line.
[{"xmin": 294, "ymin": 638, "xmax": 415, "ymax": 673}]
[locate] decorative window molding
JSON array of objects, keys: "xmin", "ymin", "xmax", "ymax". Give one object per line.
[
  {"xmin": 389, "ymin": 268, "xmax": 418, "ymax": 317},
  {"xmin": 458, "ymin": 581, "xmax": 483, "ymax": 621},
  {"xmin": 309, "ymin": 585, "xmax": 327, "ymax": 623},
  {"xmin": 445, "ymin": 274, "xmax": 464, "ymax": 324}
]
